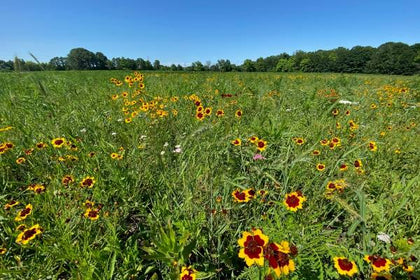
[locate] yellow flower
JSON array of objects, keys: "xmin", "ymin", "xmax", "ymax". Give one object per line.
[
  {"xmin": 238, "ymin": 229, "xmax": 269, "ymax": 267},
  {"xmin": 284, "ymin": 191, "xmax": 306, "ymax": 212},
  {"xmin": 364, "ymin": 255, "xmax": 392, "ymax": 273},
  {"xmin": 16, "ymin": 224, "xmax": 43, "ymax": 245},
  {"xmin": 51, "ymin": 137, "xmax": 66, "ymax": 148},
  {"xmin": 179, "ymin": 266, "xmax": 197, "ymax": 280},
  {"xmin": 84, "ymin": 208, "xmax": 100, "ymax": 220},
  {"xmin": 231, "ymin": 138, "xmax": 241, "ymax": 146},
  {"xmin": 333, "ymin": 257, "xmax": 358, "ymax": 277},
  {"xmin": 15, "ymin": 204, "xmax": 33, "ymax": 221}
]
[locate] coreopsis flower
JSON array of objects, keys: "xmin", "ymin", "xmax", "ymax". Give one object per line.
[
  {"xmin": 235, "ymin": 109, "xmax": 243, "ymax": 118},
  {"xmin": 0, "ymin": 247, "xmax": 6, "ymax": 255},
  {"xmin": 232, "ymin": 189, "xmax": 251, "ymax": 203},
  {"xmin": 36, "ymin": 142, "xmax": 47, "ymax": 149},
  {"xmin": 238, "ymin": 229, "xmax": 269, "ymax": 266},
  {"xmin": 331, "ymin": 137, "xmax": 341, "ymax": 147},
  {"xmin": 364, "ymin": 255, "xmax": 392, "ymax": 273},
  {"xmin": 244, "ymin": 188, "xmax": 256, "ymax": 199},
  {"xmin": 195, "ymin": 112, "xmax": 205, "ymax": 121},
  {"xmin": 256, "ymin": 139, "xmax": 267, "ymax": 151},
  {"xmin": 204, "ymin": 107, "xmax": 212, "ymax": 116},
  {"xmin": 27, "ymin": 184, "xmax": 46, "ymax": 194},
  {"xmin": 62, "ymin": 175, "xmax": 74, "ymax": 186},
  {"xmin": 316, "ymin": 163, "xmax": 326, "ymax": 172},
  {"xmin": 249, "ymin": 136, "xmax": 259, "ymax": 143},
  {"xmin": 339, "ymin": 163, "xmax": 348, "ymax": 171},
  {"xmin": 16, "ymin": 224, "xmax": 26, "ymax": 231},
  {"xmin": 16, "ymin": 157, "xmax": 26, "ymax": 164},
  {"xmin": 284, "ymin": 191, "xmax": 306, "ymax": 212},
  {"xmin": 349, "ymin": 120, "xmax": 359, "ymax": 131},
  {"xmin": 320, "ymin": 139, "xmax": 329, "ymax": 146},
  {"xmin": 354, "ymin": 159, "xmax": 363, "ymax": 169},
  {"xmin": 216, "ymin": 109, "xmax": 224, "ymax": 117},
  {"xmin": 51, "ymin": 137, "xmax": 66, "ymax": 148},
  {"xmin": 4, "ymin": 200, "xmax": 19, "ymax": 210},
  {"xmin": 331, "ymin": 108, "xmax": 339, "ymax": 116},
  {"xmin": 84, "ymin": 208, "xmax": 100, "ymax": 220},
  {"xmin": 231, "ymin": 138, "xmax": 241, "ymax": 146},
  {"xmin": 80, "ymin": 176, "xmax": 95, "ymax": 188},
  {"xmin": 293, "ymin": 137, "xmax": 305, "ymax": 145},
  {"xmin": 15, "ymin": 204, "xmax": 33, "ymax": 221},
  {"xmin": 368, "ymin": 141, "xmax": 378, "ymax": 152},
  {"xmin": 397, "ymin": 258, "xmax": 414, "ymax": 272},
  {"xmin": 83, "ymin": 200, "xmax": 95, "ymax": 209},
  {"xmin": 179, "ymin": 266, "xmax": 197, "ymax": 280},
  {"xmin": 312, "ymin": 150, "xmax": 321, "ymax": 156},
  {"xmin": 16, "ymin": 224, "xmax": 43, "ymax": 245},
  {"xmin": 370, "ymin": 273, "xmax": 391, "ymax": 280},
  {"xmin": 333, "ymin": 257, "xmax": 358, "ymax": 277},
  {"xmin": 264, "ymin": 241, "xmax": 296, "ymax": 277}
]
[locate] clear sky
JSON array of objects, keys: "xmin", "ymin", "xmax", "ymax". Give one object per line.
[{"xmin": 1, "ymin": 0, "xmax": 419, "ymax": 65}]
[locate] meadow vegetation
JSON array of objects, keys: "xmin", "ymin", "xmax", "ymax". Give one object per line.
[{"xmin": 0, "ymin": 71, "xmax": 419, "ymax": 279}]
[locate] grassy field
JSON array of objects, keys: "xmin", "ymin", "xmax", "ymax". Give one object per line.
[{"xmin": 0, "ymin": 71, "xmax": 419, "ymax": 279}]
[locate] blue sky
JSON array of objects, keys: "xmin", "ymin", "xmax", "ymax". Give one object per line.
[{"xmin": 1, "ymin": 0, "xmax": 419, "ymax": 65}]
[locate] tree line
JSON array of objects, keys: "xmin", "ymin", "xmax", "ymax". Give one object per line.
[{"xmin": 1, "ymin": 42, "xmax": 419, "ymax": 75}]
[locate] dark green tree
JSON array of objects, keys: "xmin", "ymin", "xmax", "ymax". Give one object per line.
[
  {"xmin": 49, "ymin": 57, "xmax": 67, "ymax": 70},
  {"xmin": 67, "ymin": 48, "xmax": 96, "ymax": 70}
]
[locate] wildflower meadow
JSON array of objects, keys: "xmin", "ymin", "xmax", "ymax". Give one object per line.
[{"xmin": 0, "ymin": 71, "xmax": 419, "ymax": 279}]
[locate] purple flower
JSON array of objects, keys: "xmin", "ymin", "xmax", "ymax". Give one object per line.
[{"xmin": 253, "ymin": 154, "xmax": 266, "ymax": 160}]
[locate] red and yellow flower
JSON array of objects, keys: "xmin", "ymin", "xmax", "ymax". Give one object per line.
[
  {"xmin": 316, "ymin": 163, "xmax": 326, "ymax": 172},
  {"xmin": 4, "ymin": 200, "xmax": 19, "ymax": 210},
  {"xmin": 256, "ymin": 139, "xmax": 267, "ymax": 152},
  {"xmin": 16, "ymin": 157, "xmax": 26, "ymax": 164},
  {"xmin": 80, "ymin": 176, "xmax": 95, "ymax": 188},
  {"xmin": 333, "ymin": 257, "xmax": 358, "ymax": 277},
  {"xmin": 84, "ymin": 208, "xmax": 100, "ymax": 220},
  {"xmin": 16, "ymin": 224, "xmax": 43, "ymax": 245},
  {"xmin": 293, "ymin": 137, "xmax": 305, "ymax": 145},
  {"xmin": 235, "ymin": 109, "xmax": 243, "ymax": 118},
  {"xmin": 284, "ymin": 191, "xmax": 306, "ymax": 212},
  {"xmin": 368, "ymin": 141, "xmax": 378, "ymax": 152},
  {"xmin": 15, "ymin": 204, "xmax": 33, "ymax": 221},
  {"xmin": 179, "ymin": 266, "xmax": 197, "ymax": 280},
  {"xmin": 232, "ymin": 189, "xmax": 251, "ymax": 203},
  {"xmin": 51, "ymin": 137, "xmax": 66, "ymax": 148},
  {"xmin": 0, "ymin": 247, "xmax": 6, "ymax": 255},
  {"xmin": 370, "ymin": 272, "xmax": 392, "ymax": 280},
  {"xmin": 238, "ymin": 229, "xmax": 269, "ymax": 266},
  {"xmin": 364, "ymin": 255, "xmax": 392, "ymax": 273},
  {"xmin": 264, "ymin": 241, "xmax": 296, "ymax": 277},
  {"xmin": 231, "ymin": 138, "xmax": 241, "ymax": 146}
]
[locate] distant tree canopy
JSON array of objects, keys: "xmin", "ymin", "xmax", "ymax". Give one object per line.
[{"xmin": 2, "ymin": 42, "xmax": 419, "ymax": 74}]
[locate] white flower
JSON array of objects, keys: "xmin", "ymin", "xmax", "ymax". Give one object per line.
[
  {"xmin": 163, "ymin": 142, "xmax": 169, "ymax": 147},
  {"xmin": 377, "ymin": 233, "xmax": 391, "ymax": 244},
  {"xmin": 80, "ymin": 128, "xmax": 87, "ymax": 133},
  {"xmin": 140, "ymin": 135, "xmax": 147, "ymax": 139},
  {"xmin": 173, "ymin": 147, "xmax": 182, "ymax": 153},
  {"xmin": 111, "ymin": 132, "xmax": 117, "ymax": 136},
  {"xmin": 338, "ymin": 100, "xmax": 359, "ymax": 105},
  {"xmin": 117, "ymin": 118, "xmax": 123, "ymax": 122},
  {"xmin": 160, "ymin": 151, "xmax": 165, "ymax": 155}
]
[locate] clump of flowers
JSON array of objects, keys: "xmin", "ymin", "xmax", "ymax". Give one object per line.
[
  {"xmin": 333, "ymin": 256, "xmax": 358, "ymax": 277},
  {"xmin": 238, "ymin": 229, "xmax": 298, "ymax": 278},
  {"xmin": 325, "ymin": 179, "xmax": 347, "ymax": 199},
  {"xmin": 27, "ymin": 184, "xmax": 46, "ymax": 194}
]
